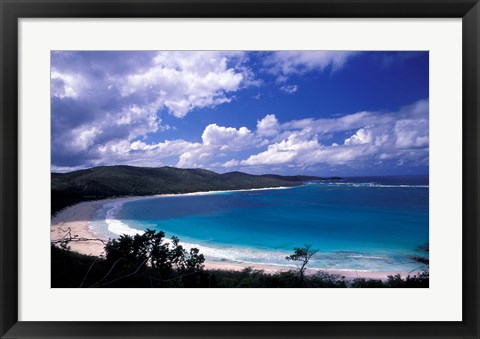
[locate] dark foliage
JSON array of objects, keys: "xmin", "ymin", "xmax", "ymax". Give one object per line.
[
  {"xmin": 52, "ymin": 230, "xmax": 205, "ymax": 288},
  {"xmin": 51, "ymin": 237, "xmax": 428, "ymax": 288},
  {"xmin": 350, "ymin": 278, "xmax": 387, "ymax": 288},
  {"xmin": 386, "ymin": 273, "xmax": 429, "ymax": 288}
]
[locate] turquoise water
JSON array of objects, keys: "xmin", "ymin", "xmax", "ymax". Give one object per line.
[{"xmin": 91, "ymin": 176, "xmax": 429, "ymax": 272}]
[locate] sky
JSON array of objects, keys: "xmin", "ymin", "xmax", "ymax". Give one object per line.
[{"xmin": 51, "ymin": 51, "xmax": 429, "ymax": 176}]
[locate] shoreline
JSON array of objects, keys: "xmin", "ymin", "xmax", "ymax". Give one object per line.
[
  {"xmin": 51, "ymin": 189, "xmax": 411, "ymax": 280},
  {"xmin": 51, "ymin": 187, "xmax": 294, "ymax": 257}
]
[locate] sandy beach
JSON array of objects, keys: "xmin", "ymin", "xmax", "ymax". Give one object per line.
[
  {"xmin": 51, "ymin": 195, "xmax": 409, "ymax": 280},
  {"xmin": 51, "ymin": 200, "xmax": 108, "ymax": 257}
]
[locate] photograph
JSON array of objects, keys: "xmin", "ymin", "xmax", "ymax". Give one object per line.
[
  {"xmin": 2, "ymin": 0, "xmax": 478, "ymax": 336},
  {"xmin": 50, "ymin": 50, "xmax": 430, "ymax": 288}
]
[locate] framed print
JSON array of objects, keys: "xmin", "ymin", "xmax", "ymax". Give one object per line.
[{"xmin": 1, "ymin": 0, "xmax": 479, "ymax": 338}]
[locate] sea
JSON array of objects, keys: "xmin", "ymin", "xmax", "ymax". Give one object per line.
[{"xmin": 88, "ymin": 175, "xmax": 429, "ymax": 273}]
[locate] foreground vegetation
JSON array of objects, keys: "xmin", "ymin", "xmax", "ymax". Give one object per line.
[{"xmin": 52, "ymin": 230, "xmax": 429, "ymax": 288}]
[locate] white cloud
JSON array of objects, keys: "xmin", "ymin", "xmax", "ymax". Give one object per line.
[
  {"xmin": 202, "ymin": 124, "xmax": 257, "ymax": 151},
  {"xmin": 51, "ymin": 71, "xmax": 85, "ymax": 99},
  {"xmin": 256, "ymin": 114, "xmax": 280, "ymax": 137},
  {"xmin": 282, "ymin": 111, "xmax": 376, "ymax": 135},
  {"xmin": 67, "ymin": 126, "xmax": 101, "ymax": 152},
  {"xmin": 177, "ymin": 151, "xmax": 208, "ymax": 168},
  {"xmin": 242, "ymin": 134, "xmax": 320, "ymax": 166},
  {"xmin": 97, "ymin": 121, "xmax": 262, "ymax": 169},
  {"xmin": 86, "ymin": 138, "xmax": 204, "ymax": 169},
  {"xmin": 264, "ymin": 51, "xmax": 359, "ymax": 81},
  {"xmin": 222, "ymin": 159, "xmax": 240, "ymax": 168},
  {"xmin": 394, "ymin": 119, "xmax": 429, "ymax": 149},
  {"xmin": 242, "ymin": 134, "xmax": 378, "ymax": 169},
  {"xmin": 51, "ymin": 51, "xmax": 257, "ymax": 168},
  {"xmin": 282, "ymin": 100, "xmax": 428, "ymax": 140},
  {"xmin": 57, "ymin": 98, "xmax": 428, "ymax": 173},
  {"xmin": 51, "ymin": 50, "xmax": 428, "ymax": 174},
  {"xmin": 121, "ymin": 51, "xmax": 248, "ymax": 118},
  {"xmin": 130, "ymin": 140, "xmax": 158, "ymax": 151},
  {"xmin": 238, "ymin": 99, "xmax": 429, "ymax": 171},
  {"xmin": 129, "ymin": 139, "xmax": 200, "ymax": 154},
  {"xmin": 308, "ymin": 144, "xmax": 377, "ymax": 165},
  {"xmin": 171, "ymin": 99, "xmax": 428, "ymax": 173},
  {"xmin": 375, "ymin": 134, "xmax": 389, "ymax": 146},
  {"xmin": 344, "ymin": 128, "xmax": 373, "ymax": 145},
  {"xmin": 280, "ymin": 84, "xmax": 298, "ymax": 94}
]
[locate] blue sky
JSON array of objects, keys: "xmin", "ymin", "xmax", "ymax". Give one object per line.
[{"xmin": 51, "ymin": 51, "xmax": 428, "ymax": 176}]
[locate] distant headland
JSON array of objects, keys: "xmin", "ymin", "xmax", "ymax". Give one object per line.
[{"xmin": 51, "ymin": 165, "xmax": 341, "ymax": 214}]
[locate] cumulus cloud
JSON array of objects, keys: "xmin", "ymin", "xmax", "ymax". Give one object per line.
[
  {"xmin": 51, "ymin": 51, "xmax": 254, "ymax": 167},
  {"xmin": 68, "ymin": 119, "xmax": 263, "ymax": 170},
  {"xmin": 256, "ymin": 114, "xmax": 280, "ymax": 137},
  {"xmin": 394, "ymin": 119, "xmax": 429, "ymax": 149},
  {"xmin": 177, "ymin": 149, "xmax": 212, "ymax": 168},
  {"xmin": 236, "ymin": 99, "xmax": 429, "ymax": 172},
  {"xmin": 120, "ymin": 51, "xmax": 246, "ymax": 118},
  {"xmin": 51, "ymin": 71, "xmax": 85, "ymax": 99},
  {"xmin": 50, "ymin": 51, "xmax": 427, "ymax": 175},
  {"xmin": 68, "ymin": 126, "xmax": 101, "ymax": 152},
  {"xmin": 92, "ymin": 138, "xmax": 204, "ymax": 169},
  {"xmin": 202, "ymin": 124, "xmax": 257, "ymax": 151},
  {"xmin": 344, "ymin": 128, "xmax": 373, "ymax": 145},
  {"xmin": 221, "ymin": 159, "xmax": 240, "ymax": 168},
  {"xmin": 242, "ymin": 134, "xmax": 320, "ymax": 166}
]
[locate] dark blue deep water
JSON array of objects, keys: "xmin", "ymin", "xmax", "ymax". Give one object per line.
[{"xmin": 93, "ymin": 176, "xmax": 428, "ymax": 272}]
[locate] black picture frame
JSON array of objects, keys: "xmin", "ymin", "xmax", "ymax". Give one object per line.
[{"xmin": 1, "ymin": 0, "xmax": 479, "ymax": 338}]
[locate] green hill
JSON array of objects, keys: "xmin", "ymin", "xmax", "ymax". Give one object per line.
[{"xmin": 51, "ymin": 165, "xmax": 341, "ymax": 214}]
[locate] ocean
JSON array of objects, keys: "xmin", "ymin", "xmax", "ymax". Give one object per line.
[{"xmin": 89, "ymin": 175, "xmax": 429, "ymax": 273}]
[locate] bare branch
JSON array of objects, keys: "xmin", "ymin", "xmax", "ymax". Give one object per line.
[
  {"xmin": 89, "ymin": 257, "xmax": 124, "ymax": 288},
  {"xmin": 79, "ymin": 253, "xmax": 104, "ymax": 288},
  {"xmin": 51, "ymin": 227, "xmax": 107, "ymax": 250},
  {"xmin": 91, "ymin": 257, "xmax": 149, "ymax": 288}
]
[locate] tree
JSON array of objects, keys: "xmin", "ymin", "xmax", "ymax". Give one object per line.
[
  {"xmin": 407, "ymin": 243, "xmax": 429, "ymax": 273},
  {"xmin": 102, "ymin": 229, "xmax": 205, "ymax": 286},
  {"xmin": 286, "ymin": 244, "xmax": 318, "ymax": 285}
]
